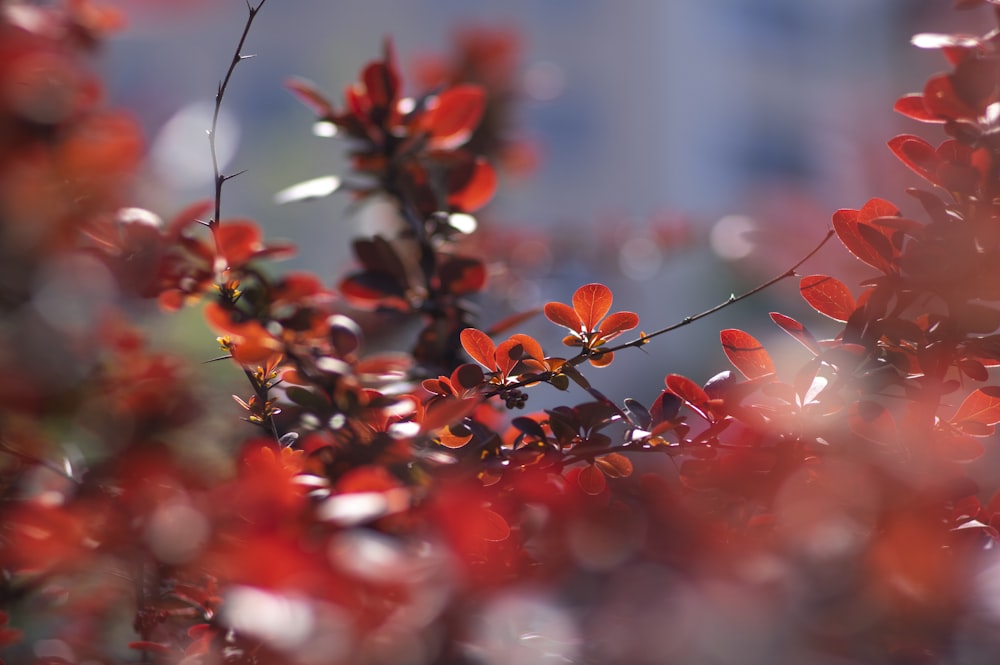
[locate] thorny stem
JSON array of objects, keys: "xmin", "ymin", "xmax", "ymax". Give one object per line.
[
  {"xmin": 207, "ymin": 0, "xmax": 268, "ymax": 271},
  {"xmin": 488, "ymin": 228, "xmax": 836, "ymax": 397},
  {"xmin": 587, "ymin": 228, "xmax": 836, "ymax": 362}
]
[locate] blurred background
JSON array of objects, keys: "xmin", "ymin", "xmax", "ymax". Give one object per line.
[{"xmin": 103, "ymin": 0, "xmax": 964, "ymax": 402}]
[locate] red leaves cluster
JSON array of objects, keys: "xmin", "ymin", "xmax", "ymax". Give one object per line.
[{"xmin": 4, "ymin": 4, "xmax": 1000, "ymax": 665}]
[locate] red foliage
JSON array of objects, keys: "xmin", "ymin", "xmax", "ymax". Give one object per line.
[{"xmin": 3, "ymin": 2, "xmax": 1000, "ymax": 664}]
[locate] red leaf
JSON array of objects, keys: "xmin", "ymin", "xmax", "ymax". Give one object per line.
[
  {"xmin": 578, "ymin": 464, "xmax": 607, "ymax": 495},
  {"xmin": 447, "ymin": 157, "xmax": 496, "ymax": 212},
  {"xmin": 509, "ymin": 333, "xmax": 544, "ymax": 363},
  {"xmin": 572, "ymin": 283, "xmax": 613, "ymax": 331},
  {"xmin": 720, "ymin": 329, "xmax": 776, "ymax": 380},
  {"xmin": 361, "ymin": 61, "xmax": 399, "ymax": 110},
  {"xmin": 595, "ymin": 452, "xmax": 633, "ymax": 478},
  {"xmin": 421, "ymin": 397, "xmax": 481, "ymax": 435},
  {"xmin": 544, "ymin": 301, "xmax": 582, "ymax": 331},
  {"xmin": 588, "ymin": 350, "xmax": 615, "ymax": 368},
  {"xmin": 769, "ymin": 312, "xmax": 820, "ymax": 354},
  {"xmin": 423, "ymin": 84, "xmax": 486, "ymax": 149},
  {"xmin": 832, "ymin": 199, "xmax": 900, "ymax": 273},
  {"xmin": 439, "ymin": 256, "xmax": 486, "ymax": 295},
  {"xmin": 952, "ymin": 387, "xmax": 1000, "ymax": 427},
  {"xmin": 597, "ymin": 311, "xmax": 639, "ymax": 339},
  {"xmin": 665, "ymin": 374, "xmax": 710, "ymax": 413},
  {"xmin": 285, "ymin": 77, "xmax": 334, "ymax": 117},
  {"xmin": 460, "ymin": 328, "xmax": 497, "ymax": 371},
  {"xmin": 495, "ymin": 339, "xmax": 524, "ymax": 378},
  {"xmin": 888, "ymin": 135, "xmax": 939, "ymax": 184},
  {"xmin": 893, "ymin": 93, "xmax": 944, "ymax": 123},
  {"xmin": 799, "ymin": 274, "xmax": 856, "ymax": 322}
]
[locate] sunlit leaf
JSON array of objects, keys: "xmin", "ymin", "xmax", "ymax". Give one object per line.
[
  {"xmin": 495, "ymin": 339, "xmax": 524, "ymax": 377},
  {"xmin": 770, "ymin": 312, "xmax": 820, "ymax": 354},
  {"xmin": 665, "ymin": 374, "xmax": 709, "ymax": 410},
  {"xmin": 720, "ymin": 329, "xmax": 775, "ymax": 380},
  {"xmin": 460, "ymin": 327, "xmax": 496, "ymax": 371},
  {"xmin": 544, "ymin": 301, "xmax": 582, "ymax": 332},
  {"xmin": 597, "ymin": 311, "xmax": 639, "ymax": 338},
  {"xmin": 588, "ymin": 350, "xmax": 615, "ymax": 367},
  {"xmin": 799, "ymin": 274, "xmax": 856, "ymax": 322},
  {"xmin": 573, "ymin": 283, "xmax": 613, "ymax": 331},
  {"xmin": 893, "ymin": 94, "xmax": 944, "ymax": 123},
  {"xmin": 952, "ymin": 386, "xmax": 1000, "ymax": 427},
  {"xmin": 595, "ymin": 452, "xmax": 633, "ymax": 478}
]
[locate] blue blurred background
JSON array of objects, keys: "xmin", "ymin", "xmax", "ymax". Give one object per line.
[{"xmin": 101, "ymin": 0, "xmax": 963, "ymax": 402}]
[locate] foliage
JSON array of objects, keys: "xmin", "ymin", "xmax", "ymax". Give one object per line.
[{"xmin": 2, "ymin": 1, "xmax": 1000, "ymax": 664}]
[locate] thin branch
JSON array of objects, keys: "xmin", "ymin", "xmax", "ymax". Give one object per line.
[
  {"xmin": 577, "ymin": 228, "xmax": 836, "ymax": 364},
  {"xmin": 207, "ymin": 0, "xmax": 268, "ymax": 268}
]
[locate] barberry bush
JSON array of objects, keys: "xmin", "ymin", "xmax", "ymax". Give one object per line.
[{"xmin": 2, "ymin": 1, "xmax": 1000, "ymax": 664}]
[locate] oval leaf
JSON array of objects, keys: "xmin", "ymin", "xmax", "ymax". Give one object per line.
[
  {"xmin": 952, "ymin": 386, "xmax": 1000, "ymax": 427},
  {"xmin": 423, "ymin": 84, "xmax": 486, "ymax": 149},
  {"xmin": 578, "ymin": 464, "xmax": 607, "ymax": 495},
  {"xmin": 460, "ymin": 328, "xmax": 496, "ymax": 371},
  {"xmin": 799, "ymin": 274, "xmax": 856, "ymax": 322},
  {"xmin": 598, "ymin": 311, "xmax": 639, "ymax": 338},
  {"xmin": 770, "ymin": 312, "xmax": 820, "ymax": 354},
  {"xmin": 572, "ymin": 283, "xmax": 613, "ymax": 331},
  {"xmin": 720, "ymin": 329, "xmax": 775, "ymax": 379},
  {"xmin": 544, "ymin": 301, "xmax": 582, "ymax": 331}
]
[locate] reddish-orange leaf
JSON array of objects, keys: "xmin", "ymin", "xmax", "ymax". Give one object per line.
[
  {"xmin": 423, "ymin": 84, "xmax": 486, "ymax": 149},
  {"xmin": 769, "ymin": 312, "xmax": 820, "ymax": 355},
  {"xmin": 665, "ymin": 373, "xmax": 710, "ymax": 414},
  {"xmin": 588, "ymin": 350, "xmax": 615, "ymax": 367},
  {"xmin": 495, "ymin": 339, "xmax": 524, "ymax": 378},
  {"xmin": 439, "ymin": 256, "xmax": 487, "ymax": 295},
  {"xmin": 572, "ymin": 283, "xmax": 613, "ymax": 331},
  {"xmin": 595, "ymin": 452, "xmax": 633, "ymax": 478},
  {"xmin": 720, "ymin": 329, "xmax": 775, "ymax": 380},
  {"xmin": 578, "ymin": 464, "xmax": 607, "ymax": 495},
  {"xmin": 447, "ymin": 158, "xmax": 496, "ymax": 212},
  {"xmin": 597, "ymin": 311, "xmax": 639, "ymax": 339},
  {"xmin": 952, "ymin": 387, "xmax": 1000, "ymax": 426},
  {"xmin": 799, "ymin": 274, "xmax": 856, "ymax": 322},
  {"xmin": 544, "ymin": 301, "xmax": 582, "ymax": 331},
  {"xmin": 421, "ymin": 397, "xmax": 481, "ymax": 435},
  {"xmin": 509, "ymin": 333, "xmax": 544, "ymax": 362},
  {"xmin": 460, "ymin": 328, "xmax": 497, "ymax": 371},
  {"xmin": 438, "ymin": 423, "xmax": 475, "ymax": 449}
]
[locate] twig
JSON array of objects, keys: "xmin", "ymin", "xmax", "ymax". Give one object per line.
[
  {"xmin": 207, "ymin": 0, "xmax": 268, "ymax": 271},
  {"xmin": 575, "ymin": 228, "xmax": 836, "ymax": 365}
]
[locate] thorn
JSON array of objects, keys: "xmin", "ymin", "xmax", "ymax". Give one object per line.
[
  {"xmin": 202, "ymin": 355, "xmax": 233, "ymax": 364},
  {"xmin": 222, "ymin": 169, "xmax": 249, "ymax": 183}
]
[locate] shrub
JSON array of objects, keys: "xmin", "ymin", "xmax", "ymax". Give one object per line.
[{"xmin": 2, "ymin": 1, "xmax": 1000, "ymax": 664}]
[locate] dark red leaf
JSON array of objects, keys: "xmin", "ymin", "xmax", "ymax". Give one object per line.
[
  {"xmin": 720, "ymin": 329, "xmax": 776, "ymax": 380},
  {"xmin": 460, "ymin": 328, "xmax": 497, "ymax": 371},
  {"xmin": 573, "ymin": 283, "xmax": 613, "ymax": 331},
  {"xmin": 439, "ymin": 256, "xmax": 486, "ymax": 295},
  {"xmin": 361, "ymin": 61, "xmax": 399, "ymax": 110},
  {"xmin": 800, "ymin": 274, "xmax": 856, "ymax": 322},
  {"xmin": 595, "ymin": 452, "xmax": 633, "ymax": 478},
  {"xmin": 769, "ymin": 312, "xmax": 820, "ymax": 354},
  {"xmin": 447, "ymin": 157, "xmax": 497, "ymax": 212},
  {"xmin": 421, "ymin": 397, "xmax": 481, "ymax": 435}
]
